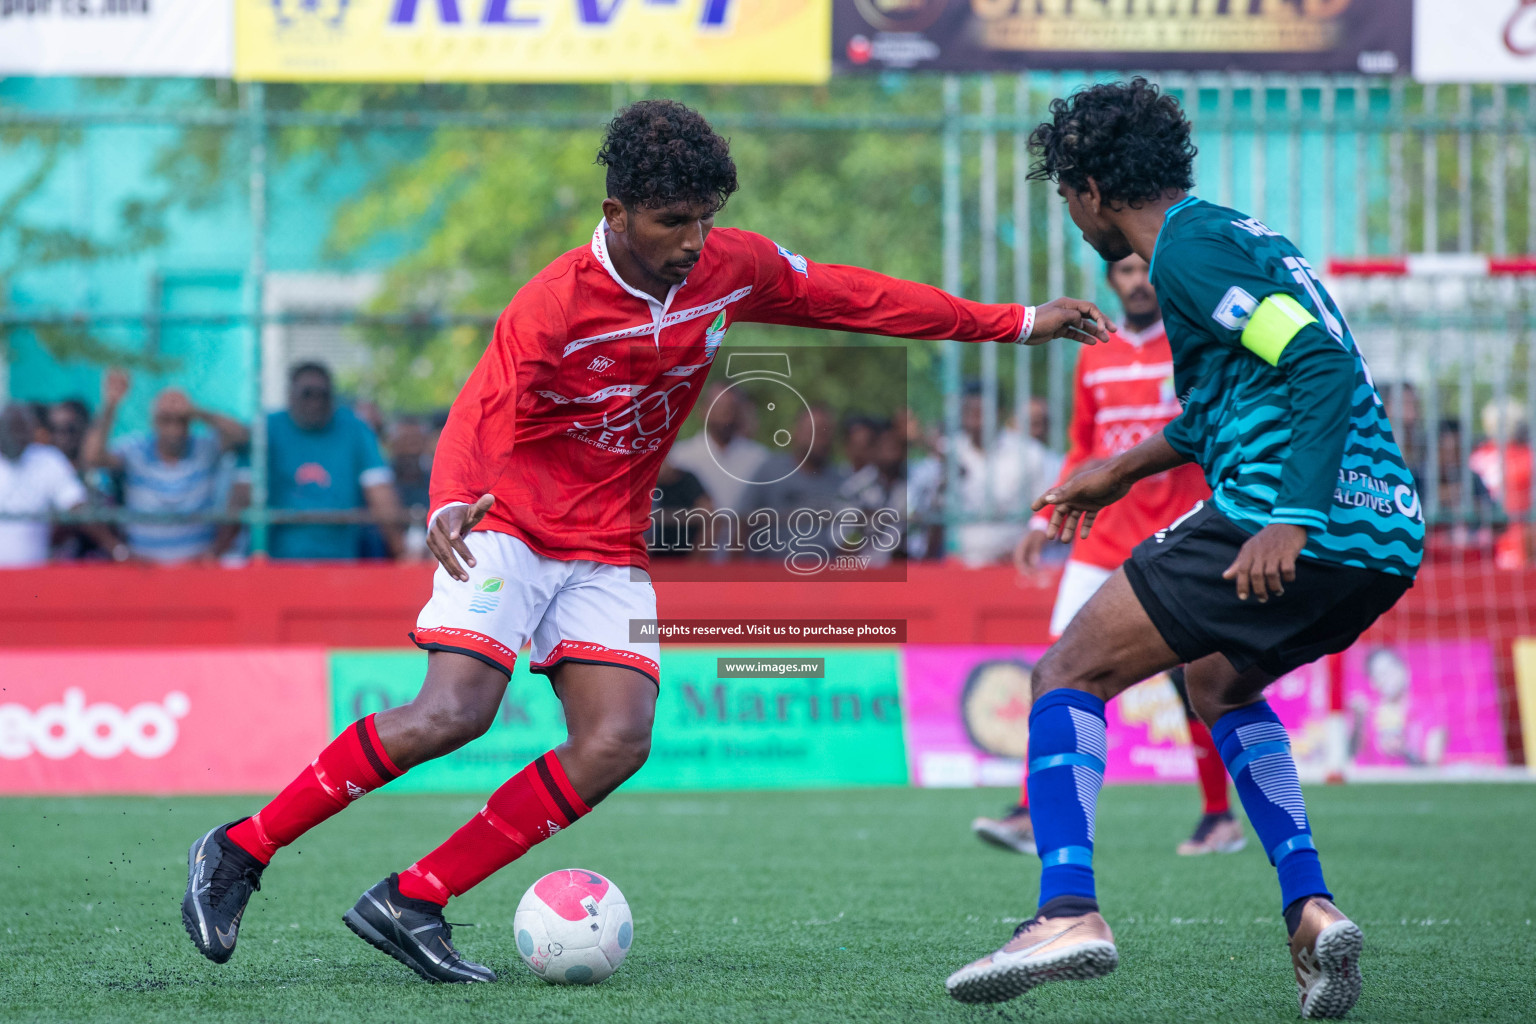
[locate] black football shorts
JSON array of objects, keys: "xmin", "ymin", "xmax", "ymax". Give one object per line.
[{"xmin": 1123, "ymin": 501, "xmax": 1413, "ymax": 678}]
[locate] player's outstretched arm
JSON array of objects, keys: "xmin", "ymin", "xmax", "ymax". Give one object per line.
[
  {"xmin": 1022, "ymin": 297, "xmax": 1115, "ymax": 346},
  {"xmin": 426, "ymin": 494, "xmax": 495, "ymax": 582},
  {"xmin": 1032, "ymin": 431, "xmax": 1189, "ymax": 542},
  {"xmin": 734, "ymin": 231, "xmax": 1116, "ymax": 345}
]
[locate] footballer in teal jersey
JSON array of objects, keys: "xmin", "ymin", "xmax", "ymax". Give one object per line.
[
  {"xmin": 946, "ymin": 80, "xmax": 1408, "ymax": 1019},
  {"xmin": 1151, "ymin": 196, "xmax": 1423, "ymax": 578}
]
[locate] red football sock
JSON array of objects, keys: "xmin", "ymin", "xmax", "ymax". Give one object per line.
[
  {"xmin": 397, "ymin": 751, "xmax": 591, "ymax": 906},
  {"xmin": 1189, "ymin": 714, "xmax": 1230, "ymax": 815},
  {"xmin": 227, "ymin": 715, "xmax": 403, "ymax": 864}
]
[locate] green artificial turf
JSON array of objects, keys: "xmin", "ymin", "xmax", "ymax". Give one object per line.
[{"xmin": 1, "ymin": 784, "xmax": 1532, "ymax": 1023}]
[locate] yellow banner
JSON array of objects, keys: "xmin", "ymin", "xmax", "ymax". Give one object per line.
[
  {"xmin": 236, "ymin": 0, "xmax": 830, "ymax": 83},
  {"xmin": 1514, "ymin": 638, "xmax": 1536, "ymax": 769}
]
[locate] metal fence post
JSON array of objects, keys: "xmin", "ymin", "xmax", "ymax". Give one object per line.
[
  {"xmin": 942, "ymin": 75, "xmax": 963, "ymax": 551},
  {"xmin": 246, "ymin": 82, "xmax": 270, "ymax": 558}
]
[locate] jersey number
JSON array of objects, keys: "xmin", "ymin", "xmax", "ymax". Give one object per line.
[{"xmin": 1281, "ymin": 256, "xmax": 1381, "ymax": 405}]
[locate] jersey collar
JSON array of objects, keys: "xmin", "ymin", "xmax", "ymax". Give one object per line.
[
  {"xmin": 1117, "ymin": 320, "xmax": 1165, "ymax": 348},
  {"xmin": 591, "ymin": 220, "xmax": 682, "ymax": 310},
  {"xmin": 1148, "ymin": 195, "xmax": 1200, "ymax": 278}
]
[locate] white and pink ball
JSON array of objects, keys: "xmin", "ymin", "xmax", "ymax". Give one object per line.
[{"xmin": 513, "ymin": 869, "xmax": 632, "ymax": 984}]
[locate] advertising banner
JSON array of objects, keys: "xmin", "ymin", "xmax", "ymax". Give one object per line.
[
  {"xmin": 834, "ymin": 0, "xmax": 1412, "ymax": 75},
  {"xmin": 236, "ymin": 0, "xmax": 831, "ymax": 83},
  {"xmin": 902, "ymin": 640, "xmax": 1503, "ymax": 788},
  {"xmin": 903, "ymin": 644, "xmax": 1201, "ymax": 787},
  {"xmin": 0, "ymin": 0, "xmax": 233, "ymax": 77},
  {"xmin": 0, "ymin": 649, "xmax": 330, "ymax": 795},
  {"xmin": 330, "ymin": 646, "xmax": 906, "ymax": 792},
  {"xmin": 1414, "ymin": 0, "xmax": 1536, "ymax": 82}
]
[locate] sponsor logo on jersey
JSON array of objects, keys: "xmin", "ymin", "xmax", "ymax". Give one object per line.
[
  {"xmin": 703, "ymin": 310, "xmax": 728, "ymax": 361},
  {"xmin": 1334, "ymin": 470, "xmax": 1406, "ymax": 515},
  {"xmin": 587, "ymin": 355, "xmax": 616, "ymax": 373},
  {"xmin": 0, "ymin": 687, "xmax": 189, "ymax": 761},
  {"xmin": 775, "ymin": 244, "xmax": 809, "ymax": 277},
  {"xmin": 1212, "ymin": 286, "xmax": 1258, "ymax": 331}
]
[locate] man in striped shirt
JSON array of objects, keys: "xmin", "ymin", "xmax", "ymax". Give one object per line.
[{"xmin": 82, "ymin": 368, "xmax": 248, "ymax": 563}]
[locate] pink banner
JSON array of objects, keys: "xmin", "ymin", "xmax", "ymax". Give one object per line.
[
  {"xmin": 901, "ymin": 641, "xmax": 1502, "ymax": 787},
  {"xmin": 0, "ymin": 649, "xmax": 331, "ymax": 794}
]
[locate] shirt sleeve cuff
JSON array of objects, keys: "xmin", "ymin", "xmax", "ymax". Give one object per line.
[
  {"xmin": 1014, "ymin": 305, "xmax": 1036, "ymax": 343},
  {"xmin": 426, "ymin": 501, "xmax": 471, "ymax": 534},
  {"xmin": 1028, "ymin": 513, "xmax": 1051, "ymax": 533},
  {"xmin": 1268, "ymin": 507, "xmax": 1329, "ymax": 532}
]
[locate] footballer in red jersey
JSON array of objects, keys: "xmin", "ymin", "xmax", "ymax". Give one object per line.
[
  {"xmin": 970, "ymin": 255, "xmax": 1244, "ymax": 861},
  {"xmin": 180, "ymin": 99, "xmax": 1114, "ymax": 982}
]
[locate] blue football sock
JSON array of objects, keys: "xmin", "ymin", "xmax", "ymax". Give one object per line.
[
  {"xmin": 1026, "ymin": 688, "xmax": 1107, "ymax": 909},
  {"xmin": 1210, "ymin": 701, "xmax": 1331, "ymax": 912}
]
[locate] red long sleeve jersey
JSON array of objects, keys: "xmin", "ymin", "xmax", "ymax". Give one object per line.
[
  {"xmin": 1045, "ymin": 322, "xmax": 1211, "ymax": 571},
  {"xmin": 431, "ymin": 224, "xmax": 1027, "ymax": 567}
]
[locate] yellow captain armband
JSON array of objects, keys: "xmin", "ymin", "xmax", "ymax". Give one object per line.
[{"xmin": 1240, "ymin": 293, "xmax": 1318, "ymax": 366}]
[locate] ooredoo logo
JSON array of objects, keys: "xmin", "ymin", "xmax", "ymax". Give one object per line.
[{"xmin": 0, "ymin": 688, "xmax": 190, "ymax": 761}]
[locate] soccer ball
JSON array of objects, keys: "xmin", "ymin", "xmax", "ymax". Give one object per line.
[{"xmin": 514, "ymin": 868, "xmax": 632, "ymax": 984}]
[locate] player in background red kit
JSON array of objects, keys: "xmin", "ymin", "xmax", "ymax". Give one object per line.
[
  {"xmin": 970, "ymin": 255, "xmax": 1244, "ymax": 858},
  {"xmin": 179, "ymin": 100, "xmax": 1114, "ymax": 982}
]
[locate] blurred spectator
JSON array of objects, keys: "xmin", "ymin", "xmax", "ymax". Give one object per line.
[
  {"xmin": 353, "ymin": 397, "xmax": 387, "ymax": 438},
  {"xmin": 386, "ymin": 415, "xmax": 435, "ymax": 559},
  {"xmin": 0, "ymin": 403, "xmax": 119, "ymax": 567},
  {"xmin": 648, "ymin": 460, "xmax": 714, "ymax": 559},
  {"xmin": 81, "ymin": 369, "xmax": 248, "ymax": 564},
  {"xmin": 670, "ymin": 382, "xmax": 769, "ymax": 540},
  {"xmin": 754, "ymin": 404, "xmax": 848, "ymax": 557},
  {"xmin": 28, "ymin": 402, "xmax": 52, "ymax": 446},
  {"xmin": 258, "ymin": 362, "xmax": 405, "ymax": 560},
  {"xmin": 1027, "ymin": 395, "xmax": 1052, "ymax": 447},
  {"xmin": 954, "ymin": 384, "xmax": 1061, "ymax": 567},
  {"xmin": 1381, "ymin": 382, "xmax": 1426, "ymax": 488},
  {"xmin": 1430, "ymin": 418, "xmax": 1496, "ymax": 552},
  {"xmin": 904, "ymin": 409, "xmax": 944, "ymax": 560},
  {"xmin": 841, "ymin": 414, "xmax": 879, "ymax": 476},
  {"xmin": 45, "ymin": 397, "xmax": 117, "ymax": 560},
  {"xmin": 47, "ymin": 399, "xmax": 92, "ymax": 469},
  {"xmin": 387, "ymin": 416, "xmax": 435, "ymax": 512},
  {"xmin": 840, "ymin": 418, "xmax": 908, "ymax": 564},
  {"xmin": 1469, "ymin": 399, "xmax": 1532, "ymax": 569}
]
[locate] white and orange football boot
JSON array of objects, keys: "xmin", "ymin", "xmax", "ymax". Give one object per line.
[
  {"xmin": 946, "ymin": 911, "xmax": 1118, "ymax": 1004},
  {"xmin": 1289, "ymin": 897, "xmax": 1363, "ymax": 1019}
]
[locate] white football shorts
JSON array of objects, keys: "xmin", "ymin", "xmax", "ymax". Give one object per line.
[
  {"xmin": 1047, "ymin": 558, "xmax": 1116, "ymax": 639},
  {"xmin": 411, "ymin": 530, "xmax": 660, "ymax": 684}
]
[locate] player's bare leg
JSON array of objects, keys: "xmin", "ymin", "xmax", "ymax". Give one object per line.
[
  {"xmin": 547, "ymin": 661, "xmax": 657, "ymax": 805},
  {"xmin": 347, "ymin": 660, "xmax": 656, "ymax": 982},
  {"xmin": 1185, "ymin": 656, "xmax": 1361, "ymax": 1019},
  {"xmin": 373, "ymin": 650, "xmax": 511, "ymax": 769},
  {"xmin": 948, "ymin": 570, "xmax": 1180, "ymax": 1003}
]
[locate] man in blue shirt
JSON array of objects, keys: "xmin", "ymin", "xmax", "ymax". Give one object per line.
[
  {"xmin": 946, "ymin": 79, "xmax": 1420, "ymax": 1020},
  {"xmin": 260, "ymin": 362, "xmax": 405, "ymax": 560}
]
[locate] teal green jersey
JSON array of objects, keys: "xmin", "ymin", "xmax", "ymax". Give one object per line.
[{"xmin": 1151, "ymin": 197, "xmax": 1423, "ymax": 578}]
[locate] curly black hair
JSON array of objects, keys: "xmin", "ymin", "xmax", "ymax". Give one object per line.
[
  {"xmin": 596, "ymin": 100, "xmax": 738, "ymax": 212},
  {"xmin": 1028, "ymin": 78, "xmax": 1196, "ymax": 206}
]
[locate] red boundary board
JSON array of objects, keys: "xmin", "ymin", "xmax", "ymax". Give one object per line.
[{"xmin": 0, "ymin": 556, "xmax": 1529, "ymax": 763}]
